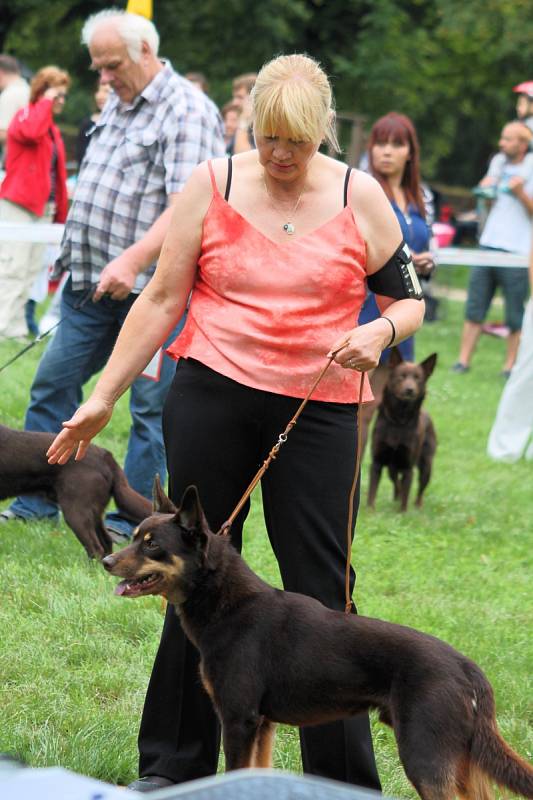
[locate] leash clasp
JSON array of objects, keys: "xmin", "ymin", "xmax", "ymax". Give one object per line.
[{"xmin": 272, "ymin": 432, "xmax": 288, "ymax": 455}]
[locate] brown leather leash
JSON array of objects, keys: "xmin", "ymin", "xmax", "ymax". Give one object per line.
[{"xmin": 217, "ymin": 348, "xmax": 366, "ymax": 615}]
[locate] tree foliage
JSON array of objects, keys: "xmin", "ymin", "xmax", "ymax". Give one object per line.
[{"xmin": 2, "ymin": 0, "xmax": 533, "ymax": 186}]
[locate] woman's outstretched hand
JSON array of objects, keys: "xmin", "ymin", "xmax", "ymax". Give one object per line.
[{"xmin": 46, "ymin": 395, "xmax": 114, "ymax": 465}]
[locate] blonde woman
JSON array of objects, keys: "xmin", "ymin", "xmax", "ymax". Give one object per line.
[
  {"xmin": 48, "ymin": 54, "xmax": 424, "ymax": 791},
  {"xmin": 0, "ymin": 65, "xmax": 69, "ymax": 339}
]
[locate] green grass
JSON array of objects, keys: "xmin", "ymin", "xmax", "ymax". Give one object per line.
[{"xmin": 0, "ymin": 292, "xmax": 531, "ymax": 796}]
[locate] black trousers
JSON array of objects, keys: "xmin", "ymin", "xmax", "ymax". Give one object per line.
[{"xmin": 138, "ymin": 359, "xmax": 381, "ymax": 790}]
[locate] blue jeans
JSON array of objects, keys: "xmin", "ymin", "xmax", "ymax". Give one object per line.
[{"xmin": 11, "ymin": 276, "xmax": 182, "ymax": 528}]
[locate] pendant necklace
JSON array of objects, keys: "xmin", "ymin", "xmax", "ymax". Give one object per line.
[{"xmin": 263, "ymin": 178, "xmax": 304, "ymax": 236}]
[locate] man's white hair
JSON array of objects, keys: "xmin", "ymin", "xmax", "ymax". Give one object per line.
[{"xmin": 81, "ymin": 8, "xmax": 160, "ymax": 62}]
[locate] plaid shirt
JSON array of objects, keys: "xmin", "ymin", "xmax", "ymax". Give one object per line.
[{"xmin": 54, "ymin": 62, "xmax": 225, "ymax": 292}]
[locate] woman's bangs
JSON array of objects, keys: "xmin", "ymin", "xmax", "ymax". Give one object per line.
[
  {"xmin": 374, "ymin": 119, "xmax": 410, "ymax": 147},
  {"xmin": 255, "ymin": 84, "xmax": 320, "ymax": 143}
]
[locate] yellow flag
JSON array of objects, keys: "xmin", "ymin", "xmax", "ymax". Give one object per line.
[{"xmin": 126, "ymin": 0, "xmax": 153, "ymax": 19}]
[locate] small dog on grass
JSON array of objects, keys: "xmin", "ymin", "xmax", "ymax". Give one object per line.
[
  {"xmin": 368, "ymin": 348, "xmax": 437, "ymax": 511},
  {"xmin": 0, "ymin": 425, "xmax": 151, "ymax": 559},
  {"xmin": 102, "ymin": 481, "xmax": 533, "ymax": 800}
]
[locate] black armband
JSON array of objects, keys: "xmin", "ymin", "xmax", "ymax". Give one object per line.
[{"xmin": 367, "ymin": 241, "xmax": 423, "ymax": 301}]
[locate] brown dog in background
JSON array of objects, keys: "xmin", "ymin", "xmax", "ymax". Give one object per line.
[
  {"xmin": 368, "ymin": 349, "xmax": 437, "ymax": 511},
  {"xmin": 0, "ymin": 425, "xmax": 151, "ymax": 558},
  {"xmin": 102, "ymin": 482, "xmax": 533, "ymax": 800}
]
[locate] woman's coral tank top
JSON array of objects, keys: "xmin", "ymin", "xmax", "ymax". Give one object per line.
[{"xmin": 167, "ymin": 160, "xmax": 372, "ymax": 403}]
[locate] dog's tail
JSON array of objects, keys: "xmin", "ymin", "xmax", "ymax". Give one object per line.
[
  {"xmin": 106, "ymin": 453, "xmax": 152, "ymax": 524},
  {"xmin": 468, "ymin": 664, "xmax": 533, "ymax": 798}
]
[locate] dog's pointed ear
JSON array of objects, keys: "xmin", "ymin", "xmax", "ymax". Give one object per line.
[
  {"xmin": 152, "ymin": 475, "xmax": 177, "ymax": 514},
  {"xmin": 175, "ymin": 486, "xmax": 209, "ymax": 546},
  {"xmin": 419, "ymin": 353, "xmax": 437, "ymax": 379},
  {"xmin": 388, "ymin": 347, "xmax": 403, "ymax": 368}
]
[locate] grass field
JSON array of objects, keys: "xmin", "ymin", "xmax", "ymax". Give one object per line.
[{"xmin": 0, "ymin": 284, "xmax": 531, "ymax": 796}]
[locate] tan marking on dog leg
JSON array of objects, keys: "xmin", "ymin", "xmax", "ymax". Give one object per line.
[
  {"xmin": 405, "ymin": 761, "xmax": 456, "ymax": 800},
  {"xmin": 198, "ymin": 663, "xmax": 215, "ymax": 703},
  {"xmin": 457, "ymin": 764, "xmax": 494, "ymax": 800},
  {"xmin": 254, "ymin": 720, "xmax": 276, "ymax": 768},
  {"xmin": 239, "ymin": 739, "xmax": 257, "ymax": 769}
]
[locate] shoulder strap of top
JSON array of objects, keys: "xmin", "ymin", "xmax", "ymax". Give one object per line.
[
  {"xmin": 224, "ymin": 157, "xmax": 233, "ymax": 201},
  {"xmin": 206, "ymin": 160, "xmax": 218, "ymax": 193},
  {"xmin": 343, "ymin": 166, "xmax": 353, "ymax": 208}
]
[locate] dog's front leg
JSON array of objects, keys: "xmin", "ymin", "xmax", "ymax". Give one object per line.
[
  {"xmin": 254, "ymin": 719, "xmax": 276, "ymax": 768},
  {"xmin": 415, "ymin": 455, "xmax": 432, "ymax": 508},
  {"xmin": 399, "ymin": 468, "xmax": 414, "ymax": 512},
  {"xmin": 367, "ymin": 461, "xmax": 383, "ymax": 508},
  {"xmin": 222, "ymin": 713, "xmax": 262, "ymax": 770}
]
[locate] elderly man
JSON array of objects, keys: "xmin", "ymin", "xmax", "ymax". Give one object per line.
[
  {"xmin": 1, "ymin": 10, "xmax": 224, "ymax": 533},
  {"xmin": 453, "ymin": 121, "xmax": 533, "ymax": 376}
]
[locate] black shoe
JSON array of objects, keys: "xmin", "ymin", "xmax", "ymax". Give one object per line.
[
  {"xmin": 127, "ymin": 776, "xmax": 174, "ymax": 793},
  {"xmin": 0, "ymin": 510, "xmax": 26, "ymax": 524}
]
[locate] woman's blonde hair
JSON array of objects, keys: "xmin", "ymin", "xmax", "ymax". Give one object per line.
[
  {"xmin": 252, "ymin": 54, "xmax": 339, "ymax": 152},
  {"xmin": 30, "ymin": 66, "xmax": 70, "ymax": 104}
]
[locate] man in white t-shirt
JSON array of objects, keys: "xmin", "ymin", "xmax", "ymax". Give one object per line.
[
  {"xmin": 453, "ymin": 122, "xmax": 533, "ymax": 376},
  {"xmin": 0, "ymin": 55, "xmax": 30, "ymax": 163}
]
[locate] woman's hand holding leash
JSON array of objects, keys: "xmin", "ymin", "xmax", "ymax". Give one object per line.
[
  {"xmin": 46, "ymin": 395, "xmax": 114, "ymax": 465},
  {"xmin": 329, "ymin": 318, "xmax": 395, "ymax": 371}
]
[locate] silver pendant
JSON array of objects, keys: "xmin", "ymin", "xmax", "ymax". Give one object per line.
[{"xmin": 283, "ymin": 222, "xmax": 295, "ymax": 235}]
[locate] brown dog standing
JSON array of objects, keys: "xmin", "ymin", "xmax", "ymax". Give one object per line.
[
  {"xmin": 0, "ymin": 425, "xmax": 152, "ymax": 558},
  {"xmin": 368, "ymin": 349, "xmax": 437, "ymax": 511},
  {"xmin": 102, "ymin": 483, "xmax": 533, "ymax": 800}
]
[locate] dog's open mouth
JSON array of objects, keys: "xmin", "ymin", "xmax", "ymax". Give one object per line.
[{"xmin": 114, "ymin": 573, "xmax": 163, "ymax": 597}]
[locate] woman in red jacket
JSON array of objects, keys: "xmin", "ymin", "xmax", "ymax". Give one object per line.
[{"xmin": 0, "ymin": 65, "xmax": 70, "ymax": 339}]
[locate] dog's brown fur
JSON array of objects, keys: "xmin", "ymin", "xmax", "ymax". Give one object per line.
[
  {"xmin": 102, "ymin": 481, "xmax": 533, "ymax": 800},
  {"xmin": 368, "ymin": 349, "xmax": 437, "ymax": 511},
  {"xmin": 0, "ymin": 425, "xmax": 152, "ymax": 558}
]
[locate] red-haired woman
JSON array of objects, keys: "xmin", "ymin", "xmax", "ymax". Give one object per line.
[
  {"xmin": 359, "ymin": 112, "xmax": 435, "ymax": 446},
  {"xmin": 0, "ymin": 65, "xmax": 70, "ymax": 339}
]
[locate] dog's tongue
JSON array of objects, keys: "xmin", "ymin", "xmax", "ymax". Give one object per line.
[{"xmin": 115, "ymin": 580, "xmax": 129, "ymax": 596}]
